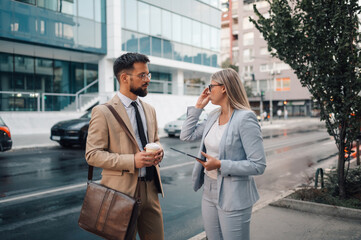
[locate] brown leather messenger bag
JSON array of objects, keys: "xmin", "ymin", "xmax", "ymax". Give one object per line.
[{"xmin": 78, "ymin": 103, "xmax": 140, "ymax": 240}]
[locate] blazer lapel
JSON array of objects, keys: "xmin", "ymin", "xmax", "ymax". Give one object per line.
[
  {"xmin": 203, "ymin": 110, "xmax": 221, "ymax": 138},
  {"xmin": 109, "ymin": 95, "xmax": 138, "ymax": 142}
]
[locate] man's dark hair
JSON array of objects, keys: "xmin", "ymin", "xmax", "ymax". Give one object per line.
[{"xmin": 113, "ymin": 52, "xmax": 150, "ymax": 80}]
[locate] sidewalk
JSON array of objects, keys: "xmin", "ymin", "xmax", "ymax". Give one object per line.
[
  {"xmin": 190, "ymin": 159, "xmax": 361, "ymax": 240},
  {"xmin": 10, "ymin": 117, "xmax": 323, "ymax": 150}
]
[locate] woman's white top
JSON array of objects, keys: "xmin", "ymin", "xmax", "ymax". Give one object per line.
[{"xmin": 204, "ymin": 119, "xmax": 228, "ymax": 180}]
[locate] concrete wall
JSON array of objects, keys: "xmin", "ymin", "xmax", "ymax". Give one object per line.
[
  {"xmin": 0, "ymin": 93, "xmax": 218, "ymax": 135},
  {"xmin": 1, "ymin": 112, "xmax": 84, "ymax": 135}
]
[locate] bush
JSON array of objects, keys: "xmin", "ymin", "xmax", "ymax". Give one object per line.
[{"xmin": 288, "ymin": 167, "xmax": 361, "ymax": 209}]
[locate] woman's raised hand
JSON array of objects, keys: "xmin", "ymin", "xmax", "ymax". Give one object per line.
[{"xmin": 195, "ymin": 87, "xmax": 210, "ymax": 109}]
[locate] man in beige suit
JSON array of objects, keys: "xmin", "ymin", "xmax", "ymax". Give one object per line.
[{"xmin": 85, "ymin": 53, "xmax": 164, "ymax": 240}]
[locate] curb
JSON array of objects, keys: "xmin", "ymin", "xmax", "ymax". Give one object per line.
[{"xmin": 270, "ymin": 198, "xmax": 361, "ymax": 221}]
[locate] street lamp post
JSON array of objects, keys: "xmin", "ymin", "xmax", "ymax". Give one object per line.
[{"xmin": 269, "ymin": 62, "xmax": 280, "ymax": 125}]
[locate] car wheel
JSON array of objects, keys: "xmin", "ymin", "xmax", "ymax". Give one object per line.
[
  {"xmin": 60, "ymin": 142, "xmax": 71, "ymax": 148},
  {"xmin": 81, "ymin": 132, "xmax": 88, "ymax": 149}
]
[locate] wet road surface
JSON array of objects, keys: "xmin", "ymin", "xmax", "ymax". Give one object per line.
[{"xmin": 0, "ymin": 123, "xmax": 338, "ymax": 240}]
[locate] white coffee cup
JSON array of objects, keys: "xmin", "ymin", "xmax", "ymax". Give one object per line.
[{"xmin": 145, "ymin": 143, "xmax": 160, "ymax": 153}]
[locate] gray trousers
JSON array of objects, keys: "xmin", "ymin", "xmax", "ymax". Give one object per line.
[{"xmin": 202, "ymin": 175, "xmax": 252, "ymax": 240}]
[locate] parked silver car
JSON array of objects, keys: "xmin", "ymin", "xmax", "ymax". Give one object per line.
[{"xmin": 164, "ymin": 111, "xmax": 208, "ymax": 137}]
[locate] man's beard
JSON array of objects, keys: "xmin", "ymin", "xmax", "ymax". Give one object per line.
[{"xmin": 130, "ymin": 81, "xmax": 148, "ymax": 97}]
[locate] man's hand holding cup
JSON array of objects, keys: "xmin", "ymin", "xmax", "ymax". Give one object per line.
[{"xmin": 145, "ymin": 143, "xmax": 163, "ymax": 166}]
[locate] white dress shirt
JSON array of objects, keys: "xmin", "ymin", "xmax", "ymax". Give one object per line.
[{"xmin": 117, "ymin": 91, "xmax": 148, "ymax": 177}]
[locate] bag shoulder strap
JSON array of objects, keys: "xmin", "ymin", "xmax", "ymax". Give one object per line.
[{"xmin": 104, "ymin": 103, "xmax": 140, "ymax": 149}]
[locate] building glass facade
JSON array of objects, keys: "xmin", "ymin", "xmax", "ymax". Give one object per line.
[
  {"xmin": 0, "ymin": 0, "xmax": 106, "ymax": 54},
  {"xmin": 121, "ymin": 0, "xmax": 220, "ymax": 67},
  {"xmin": 0, "ymin": 0, "xmax": 105, "ymax": 111},
  {"xmin": 0, "ymin": 52, "xmax": 98, "ymax": 111}
]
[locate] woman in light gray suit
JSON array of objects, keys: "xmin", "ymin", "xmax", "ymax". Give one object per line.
[{"xmin": 180, "ymin": 68, "xmax": 266, "ymax": 240}]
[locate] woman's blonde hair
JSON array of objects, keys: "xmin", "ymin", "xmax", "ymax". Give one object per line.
[{"xmin": 211, "ymin": 68, "xmax": 251, "ymax": 110}]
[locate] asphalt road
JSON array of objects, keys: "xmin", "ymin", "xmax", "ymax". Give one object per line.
[{"xmin": 0, "ymin": 123, "xmax": 338, "ymax": 240}]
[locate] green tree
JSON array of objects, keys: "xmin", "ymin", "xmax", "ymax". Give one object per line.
[{"xmin": 250, "ymin": 0, "xmax": 361, "ymax": 198}]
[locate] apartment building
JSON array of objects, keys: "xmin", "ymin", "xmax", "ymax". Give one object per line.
[{"xmin": 221, "ymin": 0, "xmax": 313, "ymax": 118}]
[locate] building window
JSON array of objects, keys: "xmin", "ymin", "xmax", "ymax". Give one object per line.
[
  {"xmin": 243, "ymin": 49, "xmax": 253, "ymax": 62},
  {"xmin": 259, "ymin": 79, "xmax": 268, "ymax": 91},
  {"xmin": 78, "ymin": 0, "xmax": 94, "ymax": 19},
  {"xmin": 172, "ymin": 14, "xmax": 182, "ymax": 42},
  {"xmin": 138, "ymin": 2, "xmax": 150, "ymax": 34},
  {"xmin": 162, "ymin": 10, "xmax": 172, "ymax": 39},
  {"xmin": 14, "ymin": 0, "xmax": 36, "ymax": 5},
  {"xmin": 243, "ymin": 17, "xmax": 253, "ymax": 30},
  {"xmin": 243, "ymin": 32, "xmax": 254, "ymax": 46},
  {"xmin": 260, "ymin": 47, "xmax": 268, "ymax": 55},
  {"xmin": 276, "ymin": 77, "xmax": 290, "ymax": 91},
  {"xmin": 124, "ymin": 0, "xmax": 138, "ymax": 31}
]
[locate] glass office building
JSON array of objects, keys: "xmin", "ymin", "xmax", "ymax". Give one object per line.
[{"xmin": 0, "ymin": 0, "xmax": 221, "ymax": 112}]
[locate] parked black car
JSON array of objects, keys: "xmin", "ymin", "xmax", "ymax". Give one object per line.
[
  {"xmin": 50, "ymin": 111, "xmax": 91, "ymax": 148},
  {"xmin": 0, "ymin": 117, "xmax": 12, "ymax": 152}
]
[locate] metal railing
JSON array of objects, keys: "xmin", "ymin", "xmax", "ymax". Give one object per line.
[
  {"xmin": 75, "ymin": 79, "xmax": 99, "ymax": 110},
  {"xmin": 0, "ymin": 91, "xmax": 41, "ymax": 112},
  {"xmin": 148, "ymin": 80, "xmax": 172, "ymax": 94},
  {"xmin": 0, "ymin": 79, "xmax": 99, "ymax": 112},
  {"xmin": 42, "ymin": 79, "xmax": 98, "ymax": 111},
  {"xmin": 184, "ymin": 83, "xmax": 206, "ymax": 96}
]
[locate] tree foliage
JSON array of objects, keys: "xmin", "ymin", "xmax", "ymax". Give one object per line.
[{"xmin": 250, "ymin": 0, "xmax": 361, "ymax": 198}]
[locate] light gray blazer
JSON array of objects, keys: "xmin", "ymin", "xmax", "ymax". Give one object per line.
[{"xmin": 180, "ymin": 106, "xmax": 266, "ymax": 211}]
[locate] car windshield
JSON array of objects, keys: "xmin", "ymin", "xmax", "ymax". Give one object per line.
[
  {"xmin": 177, "ymin": 113, "xmax": 187, "ymax": 120},
  {"xmin": 177, "ymin": 112, "xmax": 207, "ymax": 121},
  {"xmin": 0, "ymin": 117, "xmax": 5, "ymax": 125},
  {"xmin": 80, "ymin": 111, "xmax": 92, "ymax": 119}
]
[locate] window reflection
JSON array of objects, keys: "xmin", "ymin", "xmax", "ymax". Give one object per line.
[
  {"xmin": 163, "ymin": 40, "xmax": 173, "ymax": 59},
  {"xmin": 192, "ymin": 21, "xmax": 201, "ymax": 47},
  {"xmin": 78, "ymin": 0, "xmax": 94, "ymax": 19},
  {"xmin": 78, "ymin": 18, "xmax": 95, "ymax": 47},
  {"xmin": 183, "ymin": 45, "xmax": 193, "ymax": 63},
  {"xmin": 60, "ymin": 0, "xmax": 77, "ymax": 15},
  {"xmin": 124, "ymin": 31, "xmax": 139, "ymax": 52},
  {"xmin": 182, "ymin": 17, "xmax": 192, "ymax": 45},
  {"xmin": 172, "ymin": 14, "xmax": 182, "ymax": 42},
  {"xmin": 150, "ymin": 6, "xmax": 161, "ymax": 37},
  {"xmin": 38, "ymin": 0, "xmax": 58, "ymax": 11},
  {"xmin": 162, "ymin": 10, "xmax": 172, "ymax": 39},
  {"xmin": 120, "ymin": 2, "xmax": 220, "ymax": 67},
  {"xmin": 138, "ymin": 2, "xmax": 149, "ymax": 34},
  {"xmin": 125, "ymin": 0, "xmax": 137, "ymax": 30},
  {"xmin": 151, "ymin": 37, "xmax": 162, "ymax": 57},
  {"xmin": 14, "ymin": 0, "xmax": 36, "ymax": 4},
  {"xmin": 139, "ymin": 34, "xmax": 150, "ymax": 55},
  {"xmin": 202, "ymin": 24, "xmax": 210, "ymax": 49},
  {"xmin": 0, "ymin": 53, "xmax": 99, "ymax": 111}
]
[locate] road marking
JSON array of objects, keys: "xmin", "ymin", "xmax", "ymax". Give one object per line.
[
  {"xmin": 0, "ymin": 162, "xmax": 195, "ymax": 204},
  {"xmin": 160, "ymin": 161, "xmax": 194, "ymax": 170},
  {"xmin": 0, "ymin": 182, "xmax": 92, "ymax": 204}
]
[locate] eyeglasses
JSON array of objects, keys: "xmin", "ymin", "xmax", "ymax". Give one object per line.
[
  {"xmin": 126, "ymin": 73, "xmax": 151, "ymax": 81},
  {"xmin": 208, "ymin": 84, "xmax": 224, "ymax": 92}
]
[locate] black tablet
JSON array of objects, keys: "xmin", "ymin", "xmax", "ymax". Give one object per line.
[{"xmin": 170, "ymin": 147, "xmax": 206, "ymax": 162}]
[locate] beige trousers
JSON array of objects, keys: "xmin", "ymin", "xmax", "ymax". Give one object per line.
[{"xmin": 132, "ymin": 179, "xmax": 164, "ymax": 240}]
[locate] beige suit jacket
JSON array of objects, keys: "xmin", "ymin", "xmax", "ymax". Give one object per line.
[{"xmin": 85, "ymin": 95, "xmax": 164, "ymax": 197}]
